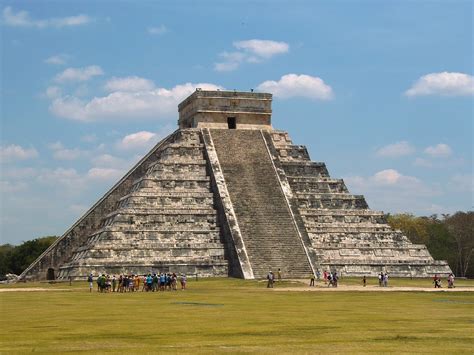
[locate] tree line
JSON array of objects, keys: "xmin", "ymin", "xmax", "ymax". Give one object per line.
[
  {"xmin": 0, "ymin": 211, "xmax": 472, "ymax": 279},
  {"xmin": 0, "ymin": 236, "xmax": 58, "ymax": 280},
  {"xmin": 387, "ymin": 211, "xmax": 473, "ymax": 278}
]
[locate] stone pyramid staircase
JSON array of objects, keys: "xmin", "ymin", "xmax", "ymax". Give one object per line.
[{"xmin": 209, "ymin": 129, "xmax": 313, "ymax": 279}]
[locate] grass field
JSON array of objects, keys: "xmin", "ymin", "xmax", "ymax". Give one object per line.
[{"xmin": 1, "ymin": 278, "xmax": 473, "ymax": 353}]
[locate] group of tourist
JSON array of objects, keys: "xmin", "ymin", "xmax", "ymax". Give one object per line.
[
  {"xmin": 324, "ymin": 271, "xmax": 339, "ymax": 287},
  {"xmin": 266, "ymin": 269, "xmax": 282, "ymax": 288},
  {"xmin": 434, "ymin": 273, "xmax": 455, "ymax": 288},
  {"xmin": 377, "ymin": 272, "xmax": 389, "ymax": 287},
  {"xmin": 87, "ymin": 273, "xmax": 187, "ymax": 293}
]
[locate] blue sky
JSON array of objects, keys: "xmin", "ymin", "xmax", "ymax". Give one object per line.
[{"xmin": 1, "ymin": 0, "xmax": 472, "ymax": 245}]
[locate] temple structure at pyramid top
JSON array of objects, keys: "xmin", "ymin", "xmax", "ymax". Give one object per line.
[
  {"xmin": 20, "ymin": 89, "xmax": 451, "ymax": 281},
  {"xmin": 178, "ymin": 90, "xmax": 272, "ymax": 129}
]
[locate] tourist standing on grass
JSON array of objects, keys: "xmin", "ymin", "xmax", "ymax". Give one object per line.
[
  {"xmin": 267, "ymin": 271, "xmax": 274, "ymax": 288},
  {"xmin": 146, "ymin": 274, "xmax": 153, "ymax": 291},
  {"xmin": 180, "ymin": 274, "xmax": 187, "ymax": 290},
  {"xmin": 323, "ymin": 270, "xmax": 328, "ymax": 284},
  {"xmin": 118, "ymin": 275, "xmax": 123, "ymax": 292},
  {"xmin": 88, "ymin": 273, "xmax": 93, "ymax": 293},
  {"xmin": 316, "ymin": 269, "xmax": 321, "ymax": 280},
  {"xmin": 112, "ymin": 275, "xmax": 117, "ymax": 292},
  {"xmin": 106, "ymin": 275, "xmax": 111, "ymax": 292},
  {"xmin": 160, "ymin": 273, "xmax": 166, "ymax": 291},
  {"xmin": 448, "ymin": 274, "xmax": 455, "ymax": 288},
  {"xmin": 172, "ymin": 273, "xmax": 178, "ymax": 290},
  {"xmin": 378, "ymin": 272, "xmax": 383, "ymax": 287},
  {"xmin": 309, "ymin": 274, "xmax": 315, "ymax": 287},
  {"xmin": 362, "ymin": 275, "xmax": 366, "ymax": 287},
  {"xmin": 134, "ymin": 275, "xmax": 140, "ymax": 291},
  {"xmin": 277, "ymin": 268, "xmax": 282, "ymax": 282},
  {"xmin": 383, "ymin": 273, "xmax": 388, "ymax": 287}
]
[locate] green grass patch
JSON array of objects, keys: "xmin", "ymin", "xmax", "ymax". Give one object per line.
[{"xmin": 1, "ymin": 278, "xmax": 473, "ymax": 353}]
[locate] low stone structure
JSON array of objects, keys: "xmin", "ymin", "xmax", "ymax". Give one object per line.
[{"xmin": 20, "ymin": 90, "xmax": 452, "ymax": 280}]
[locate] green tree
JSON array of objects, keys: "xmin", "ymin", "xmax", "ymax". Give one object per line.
[
  {"xmin": 0, "ymin": 236, "xmax": 58, "ymax": 279},
  {"xmin": 443, "ymin": 212, "xmax": 474, "ymax": 277},
  {"xmin": 387, "ymin": 213, "xmax": 430, "ymax": 245},
  {"xmin": 425, "ymin": 217, "xmax": 457, "ymax": 270},
  {"xmin": 0, "ymin": 244, "xmax": 15, "ymax": 278}
]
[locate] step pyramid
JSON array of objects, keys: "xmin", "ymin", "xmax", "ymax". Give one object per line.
[{"xmin": 20, "ymin": 90, "xmax": 451, "ymax": 280}]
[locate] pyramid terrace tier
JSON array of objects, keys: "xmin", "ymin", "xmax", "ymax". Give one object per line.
[
  {"xmin": 133, "ymin": 177, "xmax": 212, "ymax": 192},
  {"xmin": 307, "ymin": 229, "xmax": 400, "ymax": 238},
  {"xmin": 104, "ymin": 207, "xmax": 218, "ymax": 219},
  {"xmin": 146, "ymin": 160, "xmax": 208, "ymax": 175},
  {"xmin": 103, "ymin": 214, "xmax": 219, "ymax": 230},
  {"xmin": 70, "ymin": 245, "xmax": 226, "ymax": 260},
  {"xmin": 287, "ymin": 177, "xmax": 349, "ymax": 193},
  {"xmin": 322, "ymin": 247, "xmax": 434, "ymax": 261},
  {"xmin": 296, "ymin": 193, "xmax": 369, "ymax": 209},
  {"xmin": 308, "ymin": 230, "xmax": 410, "ymax": 242},
  {"xmin": 281, "ymin": 161, "xmax": 330, "ymax": 178},
  {"xmin": 300, "ymin": 209, "xmax": 386, "ymax": 223},
  {"xmin": 84, "ymin": 230, "xmax": 226, "ymax": 245},
  {"xmin": 274, "ymin": 145, "xmax": 311, "ymax": 162},
  {"xmin": 118, "ymin": 193, "xmax": 215, "ymax": 209},
  {"xmin": 330, "ymin": 262, "xmax": 452, "ymax": 277}
]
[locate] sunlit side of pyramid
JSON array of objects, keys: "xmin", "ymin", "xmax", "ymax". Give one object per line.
[{"xmin": 21, "ymin": 90, "xmax": 451, "ymax": 280}]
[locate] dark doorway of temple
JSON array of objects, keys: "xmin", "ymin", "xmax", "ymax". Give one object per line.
[
  {"xmin": 227, "ymin": 117, "xmax": 236, "ymax": 129},
  {"xmin": 46, "ymin": 268, "xmax": 55, "ymax": 280}
]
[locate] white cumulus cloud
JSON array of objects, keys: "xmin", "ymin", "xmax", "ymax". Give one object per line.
[
  {"xmin": 49, "ymin": 82, "xmax": 223, "ymax": 122},
  {"xmin": 91, "ymin": 154, "xmax": 126, "ymax": 168},
  {"xmin": 449, "ymin": 174, "xmax": 473, "ymax": 193},
  {"xmin": 44, "ymin": 54, "xmax": 68, "ymax": 65},
  {"xmin": 0, "ymin": 144, "xmax": 38, "ymax": 162},
  {"xmin": 44, "ymin": 86, "xmax": 62, "ymax": 99},
  {"xmin": 2, "ymin": 6, "xmax": 91, "ymax": 28},
  {"xmin": 424, "ymin": 143, "xmax": 452, "ymax": 158},
  {"xmin": 86, "ymin": 168, "xmax": 123, "ymax": 181},
  {"xmin": 257, "ymin": 74, "xmax": 333, "ymax": 100},
  {"xmin": 234, "ymin": 39, "xmax": 289, "ymax": 58},
  {"xmin": 117, "ymin": 131, "xmax": 157, "ymax": 151},
  {"xmin": 375, "ymin": 141, "xmax": 415, "ymax": 158},
  {"xmin": 372, "ymin": 169, "xmax": 421, "ymax": 186},
  {"xmin": 405, "ymin": 72, "xmax": 474, "ymax": 97},
  {"xmin": 344, "ymin": 169, "xmax": 439, "ymax": 214},
  {"xmin": 48, "ymin": 141, "xmax": 88, "ymax": 160},
  {"xmin": 214, "ymin": 39, "xmax": 289, "ymax": 72},
  {"xmin": 54, "ymin": 65, "xmax": 104, "ymax": 83},
  {"xmin": 104, "ymin": 76, "xmax": 155, "ymax": 92},
  {"xmin": 37, "ymin": 168, "xmax": 81, "ymax": 187},
  {"xmin": 148, "ymin": 25, "xmax": 168, "ymax": 35}
]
